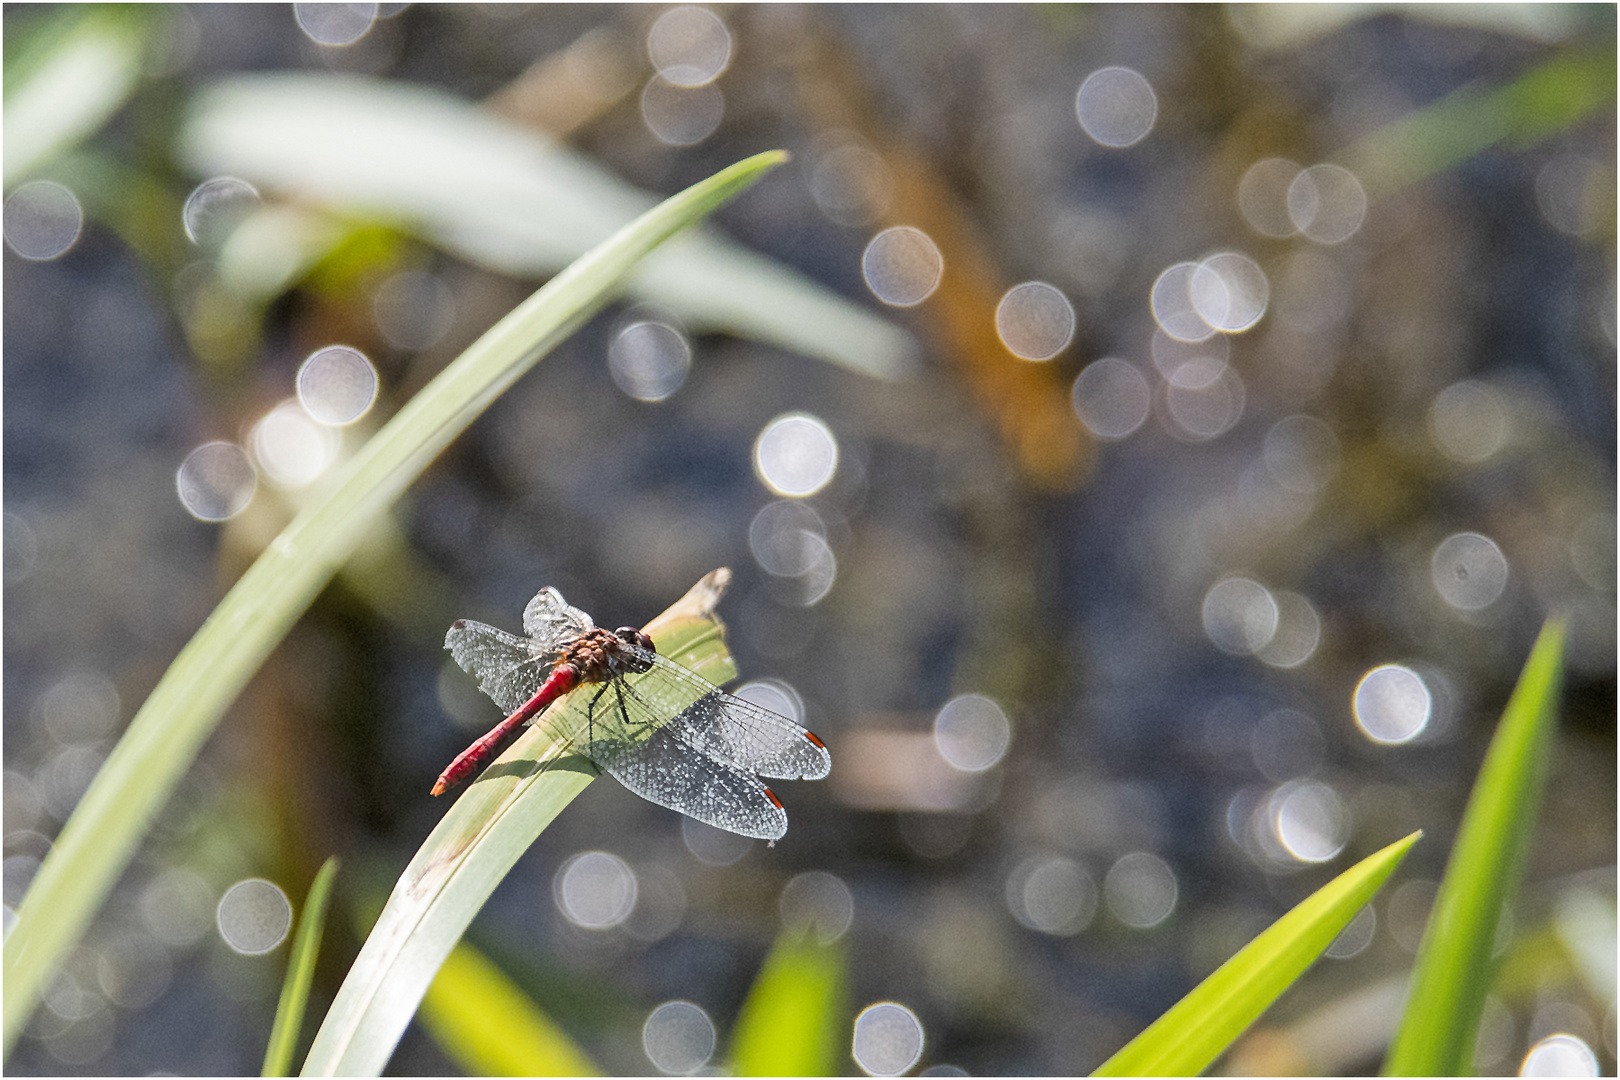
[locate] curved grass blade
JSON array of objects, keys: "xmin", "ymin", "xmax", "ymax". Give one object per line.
[
  {"xmin": 180, "ymin": 74, "xmax": 915, "ymax": 380},
  {"xmin": 1, "ymin": 152, "xmax": 785, "ymax": 1055},
  {"xmin": 1093, "ymin": 830, "xmax": 1422, "ymax": 1078},
  {"xmin": 3, "ymin": 6, "xmax": 151, "ymax": 186},
  {"xmin": 1382, "ymin": 620, "xmax": 1566, "ymax": 1076},
  {"xmin": 418, "ymin": 940, "xmax": 601, "ymax": 1077},
  {"xmin": 300, "ymin": 571, "xmax": 736, "ymax": 1077},
  {"xmin": 263, "ymin": 858, "xmax": 341, "ymax": 1078},
  {"xmin": 729, "ymin": 929, "xmax": 847, "ymax": 1077}
]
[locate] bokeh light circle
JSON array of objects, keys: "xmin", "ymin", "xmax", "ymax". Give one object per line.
[
  {"xmin": 1190, "ymin": 252, "xmax": 1269, "ymax": 333},
  {"xmin": 1151, "ymin": 262, "xmax": 1217, "ymax": 342},
  {"xmin": 1202, "ymin": 577, "xmax": 1279, "ymax": 655},
  {"xmin": 640, "ymin": 76, "xmax": 724, "ymax": 146},
  {"xmin": 933, "ymin": 694, "xmax": 1011, "ymax": 772},
  {"xmin": 373, "ymin": 270, "xmax": 455, "ymax": 351},
  {"xmin": 1075, "ymin": 66, "xmax": 1158, "ymax": 147},
  {"xmin": 297, "ymin": 345, "xmax": 378, "ymax": 425},
  {"xmin": 554, "ymin": 851, "xmax": 637, "ymax": 929},
  {"xmin": 4, "ymin": 180, "xmax": 83, "ymax": 261},
  {"xmin": 609, "ymin": 320, "xmax": 692, "ymax": 402},
  {"xmin": 293, "ymin": 2, "xmax": 376, "ymax": 46},
  {"xmin": 1429, "ymin": 381, "xmax": 1510, "ymax": 464},
  {"xmin": 176, "ymin": 442, "xmax": 257, "ymax": 521},
  {"xmin": 252, "ymin": 400, "xmax": 341, "ymax": 489},
  {"xmin": 1288, "ymin": 164, "xmax": 1367, "ymax": 244},
  {"xmin": 1103, "ymin": 852, "xmax": 1177, "ymax": 929},
  {"xmin": 1006, "ymin": 856, "xmax": 1097, "ymax": 936},
  {"xmin": 1430, "ymin": 532, "xmax": 1509, "ymax": 611},
  {"xmin": 181, "ymin": 176, "xmax": 260, "ymax": 249},
  {"xmin": 1071, "ymin": 357, "xmax": 1151, "ymax": 439},
  {"xmin": 642, "ymin": 1000, "xmax": 715, "ymax": 1075},
  {"xmin": 852, "ymin": 1002, "xmax": 925, "ymax": 1076},
  {"xmin": 646, "ymin": 5, "xmax": 731, "ymax": 87},
  {"xmin": 1521, "ymin": 1034, "xmax": 1599, "ymax": 1077},
  {"xmin": 754, "ymin": 412, "xmax": 839, "ymax": 497},
  {"xmin": 1353, "ymin": 664, "xmax": 1431, "ymax": 744},
  {"xmin": 995, "ymin": 281, "xmax": 1075, "ymax": 360},
  {"xmin": 780, "ymin": 870, "xmax": 856, "ymax": 944},
  {"xmin": 1237, "ymin": 158, "xmax": 1302, "ymax": 238},
  {"xmin": 215, "ymin": 878, "xmax": 292, "ymax": 955},
  {"xmin": 1268, "ymin": 780, "xmax": 1350, "ymax": 863},
  {"xmin": 862, "ymin": 226, "xmax": 943, "ymax": 306}
]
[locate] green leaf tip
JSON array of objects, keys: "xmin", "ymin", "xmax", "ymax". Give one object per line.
[
  {"xmin": 1383, "ymin": 619, "xmax": 1565, "ymax": 1076},
  {"xmin": 263, "ymin": 857, "xmax": 340, "ymax": 1078},
  {"xmin": 1094, "ymin": 830, "xmax": 1421, "ymax": 1078}
]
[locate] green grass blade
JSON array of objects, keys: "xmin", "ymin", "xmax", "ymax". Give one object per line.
[
  {"xmin": 180, "ymin": 74, "xmax": 915, "ymax": 379},
  {"xmin": 1093, "ymin": 830, "xmax": 1422, "ymax": 1078},
  {"xmin": 417, "ymin": 940, "xmax": 601, "ymax": 1077},
  {"xmin": 2, "ymin": 6, "xmax": 151, "ymax": 186},
  {"xmin": 263, "ymin": 858, "xmax": 341, "ymax": 1078},
  {"xmin": 729, "ymin": 931, "xmax": 847, "ymax": 1077},
  {"xmin": 1382, "ymin": 620, "xmax": 1566, "ymax": 1076},
  {"xmin": 300, "ymin": 571, "xmax": 737, "ymax": 1077},
  {"xmin": 1343, "ymin": 47, "xmax": 1615, "ymax": 198},
  {"xmin": 0, "ymin": 152, "xmax": 785, "ymax": 1056}
]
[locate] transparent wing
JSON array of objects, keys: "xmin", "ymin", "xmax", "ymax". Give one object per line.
[
  {"xmin": 588, "ymin": 699, "xmax": 790, "ymax": 841},
  {"xmin": 444, "ymin": 619, "xmax": 553, "ymax": 715},
  {"xmin": 634, "ymin": 653, "xmax": 833, "ymax": 780},
  {"xmin": 521, "ymin": 587, "xmax": 594, "ymax": 652}
]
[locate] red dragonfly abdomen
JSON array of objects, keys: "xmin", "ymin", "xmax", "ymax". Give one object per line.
[{"xmin": 430, "ymin": 664, "xmax": 580, "ymax": 796}]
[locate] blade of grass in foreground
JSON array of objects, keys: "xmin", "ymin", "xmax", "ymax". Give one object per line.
[
  {"xmin": 300, "ymin": 570, "xmax": 737, "ymax": 1077},
  {"xmin": 1382, "ymin": 620, "xmax": 1566, "ymax": 1076},
  {"xmin": 1093, "ymin": 830, "xmax": 1422, "ymax": 1078},
  {"xmin": 263, "ymin": 858, "xmax": 340, "ymax": 1078},
  {"xmin": 1, "ymin": 151, "xmax": 787, "ymax": 1055},
  {"xmin": 729, "ymin": 929, "xmax": 847, "ymax": 1077},
  {"xmin": 417, "ymin": 940, "xmax": 601, "ymax": 1077}
]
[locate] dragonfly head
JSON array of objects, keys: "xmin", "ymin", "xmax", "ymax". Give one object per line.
[{"xmin": 615, "ymin": 626, "xmax": 656, "ymax": 654}]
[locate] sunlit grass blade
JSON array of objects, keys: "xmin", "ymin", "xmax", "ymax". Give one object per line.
[
  {"xmin": 180, "ymin": 74, "xmax": 915, "ymax": 379},
  {"xmin": 2, "ymin": 6, "xmax": 151, "ymax": 186},
  {"xmin": 1344, "ymin": 47, "xmax": 1615, "ymax": 198},
  {"xmin": 729, "ymin": 930, "xmax": 847, "ymax": 1077},
  {"xmin": 0, "ymin": 152, "xmax": 785, "ymax": 1056},
  {"xmin": 263, "ymin": 858, "xmax": 341, "ymax": 1078},
  {"xmin": 1382, "ymin": 620, "xmax": 1566, "ymax": 1076},
  {"xmin": 418, "ymin": 940, "xmax": 602, "ymax": 1077},
  {"xmin": 300, "ymin": 571, "xmax": 736, "ymax": 1077},
  {"xmin": 1093, "ymin": 830, "xmax": 1422, "ymax": 1078}
]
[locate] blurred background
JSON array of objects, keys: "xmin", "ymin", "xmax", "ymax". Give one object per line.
[{"xmin": 3, "ymin": 4, "xmax": 1614, "ymax": 1076}]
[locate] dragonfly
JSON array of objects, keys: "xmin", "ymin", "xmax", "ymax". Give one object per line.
[{"xmin": 435, "ymin": 586, "xmax": 831, "ymax": 841}]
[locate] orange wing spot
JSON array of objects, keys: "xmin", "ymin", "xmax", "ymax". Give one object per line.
[
  {"xmin": 805, "ymin": 731, "xmax": 827, "ymax": 748},
  {"xmin": 763, "ymin": 786, "xmax": 784, "ymax": 810}
]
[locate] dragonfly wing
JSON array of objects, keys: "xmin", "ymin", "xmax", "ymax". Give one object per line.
[
  {"xmin": 521, "ymin": 587, "xmax": 595, "ymax": 652},
  {"xmin": 638, "ymin": 655, "xmax": 833, "ymax": 780},
  {"xmin": 445, "ymin": 620, "xmax": 553, "ymax": 715},
  {"xmin": 591, "ymin": 718, "xmax": 790, "ymax": 841}
]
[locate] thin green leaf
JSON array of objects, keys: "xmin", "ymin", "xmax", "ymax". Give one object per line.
[
  {"xmin": 178, "ymin": 74, "xmax": 916, "ymax": 380},
  {"xmin": 418, "ymin": 940, "xmax": 601, "ymax": 1077},
  {"xmin": 729, "ymin": 930, "xmax": 847, "ymax": 1077},
  {"xmin": 263, "ymin": 858, "xmax": 341, "ymax": 1078},
  {"xmin": 1093, "ymin": 830, "xmax": 1422, "ymax": 1078},
  {"xmin": 1383, "ymin": 620, "xmax": 1566, "ymax": 1076},
  {"xmin": 300, "ymin": 571, "xmax": 738, "ymax": 1077},
  {"xmin": 1343, "ymin": 48, "xmax": 1615, "ymax": 198},
  {"xmin": 1, "ymin": 151, "xmax": 784, "ymax": 1056},
  {"xmin": 2, "ymin": 7, "xmax": 151, "ymax": 186}
]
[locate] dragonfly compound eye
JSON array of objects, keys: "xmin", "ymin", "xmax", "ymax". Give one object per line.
[{"xmin": 615, "ymin": 627, "xmax": 655, "ymax": 653}]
